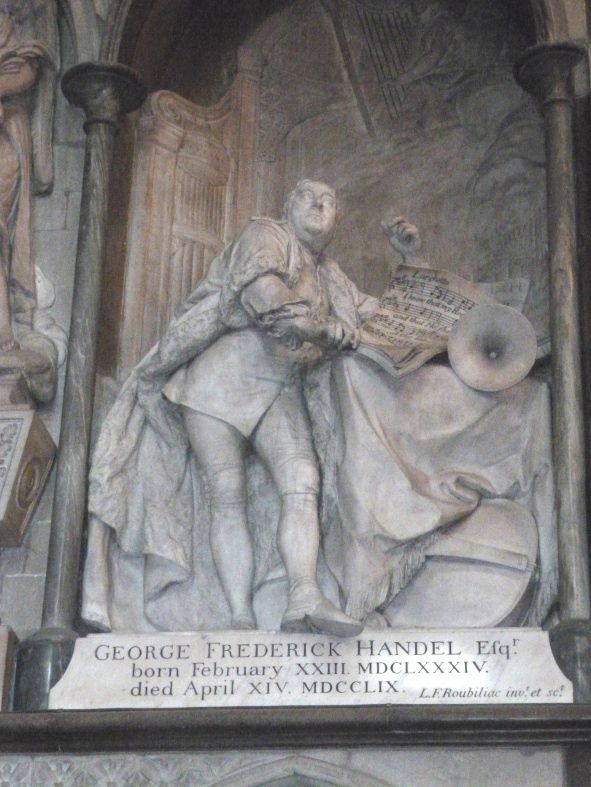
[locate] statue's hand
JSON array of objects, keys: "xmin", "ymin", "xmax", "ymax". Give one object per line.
[
  {"xmin": 381, "ymin": 214, "xmax": 422, "ymax": 259},
  {"xmin": 320, "ymin": 319, "xmax": 360, "ymax": 351},
  {"xmin": 269, "ymin": 315, "xmax": 320, "ymax": 349},
  {"xmin": 269, "ymin": 316, "xmax": 359, "ymax": 351}
]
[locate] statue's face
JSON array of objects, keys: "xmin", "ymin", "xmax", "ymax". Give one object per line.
[{"xmin": 288, "ymin": 181, "xmax": 337, "ymax": 251}]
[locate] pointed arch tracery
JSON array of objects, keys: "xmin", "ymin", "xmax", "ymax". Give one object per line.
[
  {"xmin": 58, "ymin": 0, "xmax": 100, "ymax": 61},
  {"xmin": 529, "ymin": 0, "xmax": 570, "ymax": 41}
]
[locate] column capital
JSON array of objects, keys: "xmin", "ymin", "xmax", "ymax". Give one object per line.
[
  {"xmin": 515, "ymin": 42, "xmax": 586, "ymax": 107},
  {"xmin": 61, "ymin": 62, "xmax": 147, "ymax": 130}
]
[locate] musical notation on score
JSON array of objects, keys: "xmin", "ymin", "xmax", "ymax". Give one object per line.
[{"xmin": 388, "ymin": 278, "xmax": 477, "ymax": 313}]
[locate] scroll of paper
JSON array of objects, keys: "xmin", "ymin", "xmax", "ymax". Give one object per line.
[{"xmin": 358, "ymin": 264, "xmax": 495, "ymax": 377}]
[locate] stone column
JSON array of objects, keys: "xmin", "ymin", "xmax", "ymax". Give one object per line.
[
  {"xmin": 516, "ymin": 42, "xmax": 591, "ymax": 700},
  {"xmin": 14, "ymin": 63, "xmax": 146, "ymax": 710}
]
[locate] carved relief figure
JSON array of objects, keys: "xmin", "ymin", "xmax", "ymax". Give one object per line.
[
  {"xmin": 0, "ymin": 5, "xmax": 58, "ymax": 548},
  {"xmin": 0, "ymin": 8, "xmax": 57, "ymax": 401},
  {"xmin": 84, "ymin": 180, "xmax": 554, "ymax": 636},
  {"xmin": 161, "ymin": 180, "xmax": 370, "ymax": 636},
  {"xmin": 86, "ymin": 180, "xmax": 379, "ymax": 635}
]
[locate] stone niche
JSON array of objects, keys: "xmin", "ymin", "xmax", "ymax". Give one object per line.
[
  {"xmin": 88, "ymin": 0, "xmax": 555, "ymax": 638},
  {"xmin": 4, "ymin": 5, "xmax": 591, "ymax": 783}
]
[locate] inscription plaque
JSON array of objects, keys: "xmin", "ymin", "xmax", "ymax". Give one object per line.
[{"xmin": 49, "ymin": 629, "xmax": 572, "ymax": 710}]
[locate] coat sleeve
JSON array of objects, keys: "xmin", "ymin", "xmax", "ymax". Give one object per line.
[
  {"xmin": 219, "ymin": 219, "xmax": 295, "ymax": 327},
  {"xmin": 241, "ymin": 274, "xmax": 310, "ymax": 323}
]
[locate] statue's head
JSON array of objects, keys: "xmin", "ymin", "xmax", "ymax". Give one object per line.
[{"xmin": 284, "ymin": 179, "xmax": 337, "ymax": 253}]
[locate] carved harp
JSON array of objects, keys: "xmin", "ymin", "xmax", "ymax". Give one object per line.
[{"xmin": 117, "ymin": 50, "xmax": 262, "ymax": 380}]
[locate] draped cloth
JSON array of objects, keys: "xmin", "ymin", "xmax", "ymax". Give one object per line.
[
  {"xmin": 82, "ymin": 218, "xmax": 556, "ymax": 632},
  {"xmin": 1, "ymin": 103, "xmax": 37, "ymax": 319},
  {"xmin": 0, "ymin": 12, "xmax": 54, "ymax": 320},
  {"xmin": 307, "ymin": 358, "xmax": 555, "ymax": 626}
]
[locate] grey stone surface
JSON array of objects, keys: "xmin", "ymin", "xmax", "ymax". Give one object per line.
[
  {"xmin": 33, "ymin": 194, "xmax": 69, "ymax": 233},
  {"xmin": 347, "ymin": 746, "xmax": 565, "ymax": 787},
  {"xmin": 54, "ymin": 92, "xmax": 86, "ymax": 147},
  {"xmin": 33, "ymin": 229, "xmax": 79, "ymax": 319},
  {"xmin": 0, "ymin": 574, "xmax": 44, "ymax": 637},
  {"xmin": 0, "ymin": 491, "xmax": 52, "ymax": 638},
  {"xmin": 0, "ymin": 505, "xmax": 51, "ymax": 639},
  {"xmin": 0, "ymin": 747, "xmax": 566, "ymax": 786},
  {"xmin": 65, "ymin": 192, "xmax": 82, "ymax": 232},
  {"xmin": 516, "ymin": 42, "xmax": 591, "ymax": 629},
  {"xmin": 52, "ymin": 143, "xmax": 86, "ymax": 193},
  {"xmin": 53, "ymin": 15, "xmax": 87, "ymax": 147},
  {"xmin": 22, "ymin": 518, "xmax": 52, "ymax": 576},
  {"xmin": 29, "ymin": 465, "xmax": 55, "ymax": 526}
]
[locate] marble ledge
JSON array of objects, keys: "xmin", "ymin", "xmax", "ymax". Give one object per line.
[{"xmin": 0, "ymin": 704, "xmax": 591, "ymax": 753}]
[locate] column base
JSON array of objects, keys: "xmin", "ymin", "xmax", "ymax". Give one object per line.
[
  {"xmin": 13, "ymin": 627, "xmax": 77, "ymax": 711},
  {"xmin": 549, "ymin": 619, "xmax": 591, "ymax": 702}
]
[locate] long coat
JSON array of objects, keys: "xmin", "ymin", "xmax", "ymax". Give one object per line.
[{"xmin": 83, "ymin": 218, "xmax": 376, "ymax": 630}]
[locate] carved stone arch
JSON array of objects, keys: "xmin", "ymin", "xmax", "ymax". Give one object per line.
[
  {"xmin": 99, "ymin": 0, "xmax": 577, "ymax": 65},
  {"xmin": 211, "ymin": 754, "xmax": 392, "ymax": 787},
  {"xmin": 528, "ymin": 0, "xmax": 570, "ymax": 42},
  {"xmin": 99, "ymin": 0, "xmax": 133, "ymax": 61},
  {"xmin": 58, "ymin": 0, "xmax": 100, "ymax": 61}
]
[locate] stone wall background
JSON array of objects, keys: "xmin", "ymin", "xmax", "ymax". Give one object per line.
[{"xmin": 253, "ymin": 0, "xmax": 548, "ymax": 313}]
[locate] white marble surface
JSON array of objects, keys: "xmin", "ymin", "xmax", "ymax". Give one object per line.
[{"xmin": 50, "ymin": 628, "xmax": 572, "ymax": 710}]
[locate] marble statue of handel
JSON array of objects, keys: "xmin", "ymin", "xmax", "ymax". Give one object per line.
[
  {"xmin": 83, "ymin": 180, "xmax": 556, "ymax": 634},
  {"xmin": 85, "ymin": 179, "xmax": 389, "ymax": 636}
]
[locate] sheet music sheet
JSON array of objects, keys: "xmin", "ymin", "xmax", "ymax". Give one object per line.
[{"xmin": 361, "ymin": 265, "xmax": 495, "ymax": 362}]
